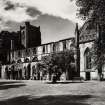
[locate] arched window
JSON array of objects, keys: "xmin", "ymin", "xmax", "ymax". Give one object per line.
[
  {"xmin": 84, "ymin": 48, "xmax": 91, "ymax": 69},
  {"xmin": 24, "ymin": 57, "xmax": 30, "ymax": 63},
  {"xmin": 32, "ymin": 56, "xmax": 38, "ymax": 62}
]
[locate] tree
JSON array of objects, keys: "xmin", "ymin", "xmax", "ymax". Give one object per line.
[
  {"xmin": 91, "ymin": 27, "xmax": 105, "ymax": 80},
  {"xmin": 76, "ymin": 0, "xmax": 105, "ymax": 24},
  {"xmin": 76, "ymin": 0, "xmax": 105, "ymax": 80},
  {"xmin": 41, "ymin": 50, "xmax": 75, "ymax": 82}
]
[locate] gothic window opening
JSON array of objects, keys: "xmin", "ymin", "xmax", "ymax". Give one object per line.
[
  {"xmin": 84, "ymin": 48, "xmax": 91, "ymax": 69},
  {"xmin": 45, "ymin": 45, "xmax": 48, "ymax": 53},
  {"xmin": 33, "ymin": 48, "xmax": 36, "ymax": 55},
  {"xmin": 18, "ymin": 50, "xmax": 21, "ymax": 57},
  {"xmin": 56, "ymin": 42, "xmax": 59, "ymax": 52},
  {"xmin": 53, "ymin": 43, "xmax": 56, "ymax": 52},
  {"xmin": 25, "ymin": 49, "xmax": 29, "ymax": 56},
  {"xmin": 63, "ymin": 41, "xmax": 66, "ymax": 50},
  {"xmin": 43, "ymin": 46, "xmax": 45, "ymax": 54}
]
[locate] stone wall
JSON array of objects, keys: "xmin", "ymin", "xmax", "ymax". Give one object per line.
[
  {"xmin": 79, "ymin": 42, "xmax": 98, "ymax": 80},
  {"xmin": 10, "ymin": 38, "xmax": 75, "ymax": 63}
]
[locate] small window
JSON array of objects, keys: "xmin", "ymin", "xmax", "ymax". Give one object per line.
[
  {"xmin": 43, "ymin": 46, "xmax": 45, "ymax": 53},
  {"xmin": 25, "ymin": 49, "xmax": 29, "ymax": 56},
  {"xmin": 33, "ymin": 48, "xmax": 36, "ymax": 54},
  {"xmin": 18, "ymin": 51, "xmax": 21, "ymax": 57},
  {"xmin": 63, "ymin": 41, "xmax": 66, "ymax": 50}
]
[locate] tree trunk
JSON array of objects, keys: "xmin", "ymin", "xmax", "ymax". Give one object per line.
[
  {"xmin": 52, "ymin": 74, "xmax": 57, "ymax": 83},
  {"xmin": 98, "ymin": 73, "xmax": 101, "ymax": 81},
  {"xmin": 98, "ymin": 73, "xmax": 103, "ymax": 81},
  {"xmin": 98, "ymin": 65, "xmax": 103, "ymax": 81},
  {"xmin": 66, "ymin": 69, "xmax": 69, "ymax": 80}
]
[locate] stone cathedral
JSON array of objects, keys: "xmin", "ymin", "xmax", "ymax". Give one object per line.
[{"xmin": 0, "ymin": 19, "xmax": 104, "ymax": 80}]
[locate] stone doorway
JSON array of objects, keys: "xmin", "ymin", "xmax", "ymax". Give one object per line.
[{"xmin": 86, "ymin": 72, "xmax": 91, "ymax": 80}]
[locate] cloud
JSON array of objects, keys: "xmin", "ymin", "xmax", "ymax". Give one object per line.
[
  {"xmin": 7, "ymin": 0, "xmax": 83, "ymax": 23},
  {"xmin": 26, "ymin": 7, "xmax": 41, "ymax": 17},
  {"xmin": 0, "ymin": 0, "xmax": 83, "ymax": 30},
  {"xmin": 4, "ymin": 1, "xmax": 15, "ymax": 10},
  {"xmin": 0, "ymin": 0, "xmax": 40, "ymax": 30}
]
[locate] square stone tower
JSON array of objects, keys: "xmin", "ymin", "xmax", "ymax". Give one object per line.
[{"xmin": 20, "ymin": 21, "xmax": 41, "ymax": 48}]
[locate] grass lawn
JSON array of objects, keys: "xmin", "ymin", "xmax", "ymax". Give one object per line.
[{"xmin": 0, "ymin": 80, "xmax": 105, "ymax": 105}]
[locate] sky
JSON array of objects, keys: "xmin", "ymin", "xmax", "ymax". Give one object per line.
[{"xmin": 0, "ymin": 0, "xmax": 83, "ymax": 44}]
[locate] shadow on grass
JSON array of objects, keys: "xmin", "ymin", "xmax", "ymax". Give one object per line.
[
  {"xmin": 0, "ymin": 80, "xmax": 26, "ymax": 90},
  {"xmin": 0, "ymin": 84, "xmax": 26, "ymax": 90},
  {"xmin": 0, "ymin": 81, "xmax": 23, "ymax": 86},
  {"xmin": 46, "ymin": 81, "xmax": 85, "ymax": 84},
  {"xmin": 0, "ymin": 94, "xmax": 92, "ymax": 105}
]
